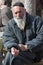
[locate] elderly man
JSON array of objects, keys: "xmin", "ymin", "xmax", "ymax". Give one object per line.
[{"xmin": 3, "ymin": 2, "xmax": 43, "ymax": 65}]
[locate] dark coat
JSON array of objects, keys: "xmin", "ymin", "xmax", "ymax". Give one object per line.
[{"xmin": 3, "ymin": 13, "xmax": 43, "ymax": 65}]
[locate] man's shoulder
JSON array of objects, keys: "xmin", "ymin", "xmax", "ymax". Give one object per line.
[
  {"xmin": 28, "ymin": 13, "xmax": 43, "ymax": 23},
  {"xmin": 27, "ymin": 13, "xmax": 41, "ymax": 21},
  {"xmin": 5, "ymin": 18, "xmax": 16, "ymax": 31},
  {"xmin": 26, "ymin": 13, "xmax": 35, "ymax": 21},
  {"xmin": 27, "ymin": 13, "xmax": 43, "ymax": 25},
  {"xmin": 8, "ymin": 18, "xmax": 15, "ymax": 25}
]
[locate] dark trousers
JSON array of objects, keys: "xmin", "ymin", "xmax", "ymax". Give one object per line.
[
  {"xmin": 4, "ymin": 44, "xmax": 43, "ymax": 65},
  {"xmin": 4, "ymin": 51, "xmax": 36, "ymax": 65}
]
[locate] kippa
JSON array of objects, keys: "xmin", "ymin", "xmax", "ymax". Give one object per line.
[{"xmin": 13, "ymin": 2, "xmax": 24, "ymax": 7}]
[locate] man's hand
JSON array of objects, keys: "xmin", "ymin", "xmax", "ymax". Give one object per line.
[
  {"xmin": 18, "ymin": 44, "xmax": 28, "ymax": 51},
  {"xmin": 11, "ymin": 47, "xmax": 19, "ymax": 56}
]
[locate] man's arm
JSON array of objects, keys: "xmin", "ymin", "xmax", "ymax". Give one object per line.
[
  {"xmin": 2, "ymin": 20, "xmax": 19, "ymax": 51},
  {"xmin": 26, "ymin": 16, "xmax": 43, "ymax": 51}
]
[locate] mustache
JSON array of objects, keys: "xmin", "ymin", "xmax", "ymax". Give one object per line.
[
  {"xmin": 14, "ymin": 13, "xmax": 26, "ymax": 20},
  {"xmin": 14, "ymin": 16, "xmax": 23, "ymax": 20},
  {"xmin": 14, "ymin": 15, "xmax": 26, "ymax": 30},
  {"xmin": 14, "ymin": 17, "xmax": 25, "ymax": 23}
]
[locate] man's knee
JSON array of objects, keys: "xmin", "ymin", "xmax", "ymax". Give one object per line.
[
  {"xmin": 4, "ymin": 52, "xmax": 11, "ymax": 65},
  {"xmin": 12, "ymin": 57, "xmax": 23, "ymax": 65}
]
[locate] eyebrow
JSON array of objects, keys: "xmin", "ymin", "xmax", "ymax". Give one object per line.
[{"xmin": 15, "ymin": 11, "xmax": 22, "ymax": 14}]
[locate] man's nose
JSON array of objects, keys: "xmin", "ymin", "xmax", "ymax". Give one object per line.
[{"xmin": 17, "ymin": 13, "xmax": 21, "ymax": 18}]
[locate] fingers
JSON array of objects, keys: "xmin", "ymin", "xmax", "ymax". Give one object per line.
[
  {"xmin": 18, "ymin": 44, "xmax": 28, "ymax": 51},
  {"xmin": 11, "ymin": 47, "xmax": 19, "ymax": 56},
  {"xmin": 18, "ymin": 44, "xmax": 25, "ymax": 51}
]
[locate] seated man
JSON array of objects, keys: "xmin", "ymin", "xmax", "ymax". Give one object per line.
[{"xmin": 3, "ymin": 2, "xmax": 43, "ymax": 65}]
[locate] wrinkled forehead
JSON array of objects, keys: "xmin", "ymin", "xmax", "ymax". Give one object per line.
[{"xmin": 12, "ymin": 6, "xmax": 25, "ymax": 12}]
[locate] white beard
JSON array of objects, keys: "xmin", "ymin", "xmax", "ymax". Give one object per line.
[{"xmin": 14, "ymin": 14, "xmax": 26, "ymax": 30}]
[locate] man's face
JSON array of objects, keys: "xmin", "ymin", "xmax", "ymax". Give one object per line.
[
  {"xmin": 12, "ymin": 6, "xmax": 26, "ymax": 19},
  {"xmin": 12, "ymin": 6, "xmax": 26, "ymax": 30}
]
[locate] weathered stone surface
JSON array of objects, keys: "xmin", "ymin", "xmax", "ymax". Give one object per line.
[{"xmin": 25, "ymin": 0, "xmax": 36, "ymax": 15}]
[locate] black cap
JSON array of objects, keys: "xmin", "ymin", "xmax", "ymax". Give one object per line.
[{"xmin": 13, "ymin": 2, "xmax": 24, "ymax": 7}]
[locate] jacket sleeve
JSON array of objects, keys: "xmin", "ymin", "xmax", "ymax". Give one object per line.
[
  {"xmin": 2, "ymin": 21, "xmax": 18, "ymax": 51},
  {"xmin": 26, "ymin": 16, "xmax": 43, "ymax": 51}
]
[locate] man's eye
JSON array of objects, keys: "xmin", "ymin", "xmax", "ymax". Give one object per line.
[
  {"xmin": 15, "ymin": 12, "xmax": 17, "ymax": 14},
  {"xmin": 15, "ymin": 11, "xmax": 22, "ymax": 14}
]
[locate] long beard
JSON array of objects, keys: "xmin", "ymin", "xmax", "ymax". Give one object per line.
[{"xmin": 14, "ymin": 14, "xmax": 26, "ymax": 30}]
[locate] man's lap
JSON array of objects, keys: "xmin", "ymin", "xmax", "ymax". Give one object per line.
[{"xmin": 4, "ymin": 51, "xmax": 35, "ymax": 65}]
